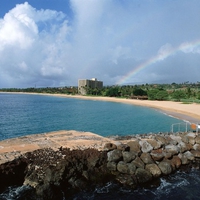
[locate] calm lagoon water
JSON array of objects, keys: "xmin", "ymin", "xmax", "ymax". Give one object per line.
[{"xmin": 0, "ymin": 93, "xmax": 184, "ymax": 140}]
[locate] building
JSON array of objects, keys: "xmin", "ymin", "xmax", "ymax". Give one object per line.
[{"xmin": 78, "ymin": 78, "xmax": 103, "ymax": 95}]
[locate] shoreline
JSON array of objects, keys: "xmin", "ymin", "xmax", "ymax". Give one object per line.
[{"xmin": 1, "ymin": 92, "xmax": 200, "ymax": 124}]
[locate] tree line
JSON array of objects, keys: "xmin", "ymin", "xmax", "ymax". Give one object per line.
[{"xmin": 0, "ymin": 82, "xmax": 200, "ymax": 102}]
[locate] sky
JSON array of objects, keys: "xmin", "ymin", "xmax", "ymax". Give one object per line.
[{"xmin": 0, "ymin": 0, "xmax": 200, "ymax": 88}]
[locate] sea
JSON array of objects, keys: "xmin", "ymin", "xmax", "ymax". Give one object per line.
[{"xmin": 0, "ymin": 92, "xmax": 200, "ymax": 200}]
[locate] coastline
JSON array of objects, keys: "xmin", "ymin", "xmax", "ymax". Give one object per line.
[{"xmin": 1, "ymin": 91, "xmax": 200, "ymax": 123}]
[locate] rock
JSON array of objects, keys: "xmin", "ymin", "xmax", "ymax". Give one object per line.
[
  {"xmin": 165, "ymin": 144, "xmax": 180, "ymax": 155},
  {"xmin": 107, "ymin": 149, "xmax": 123, "ymax": 162},
  {"xmin": 116, "ymin": 174, "xmax": 137, "ymax": 188},
  {"xmin": 165, "ymin": 136, "xmax": 173, "ymax": 144},
  {"xmin": 135, "ymin": 168, "xmax": 152, "ymax": 183},
  {"xmin": 195, "ymin": 136, "xmax": 200, "ymax": 144},
  {"xmin": 169, "ymin": 139, "xmax": 178, "ymax": 145},
  {"xmin": 145, "ymin": 164, "xmax": 162, "ymax": 178},
  {"xmin": 193, "ymin": 144, "xmax": 200, "ymax": 151},
  {"xmin": 117, "ymin": 143, "xmax": 130, "ymax": 151},
  {"xmin": 127, "ymin": 140, "xmax": 141, "ymax": 154},
  {"xmin": 178, "ymin": 153, "xmax": 189, "ymax": 165},
  {"xmin": 155, "ymin": 135, "xmax": 167, "ymax": 145},
  {"xmin": 107, "ymin": 162, "xmax": 117, "ymax": 171},
  {"xmin": 150, "ymin": 149, "xmax": 165, "ymax": 161},
  {"xmin": 104, "ymin": 143, "xmax": 117, "ymax": 151},
  {"xmin": 180, "ymin": 135, "xmax": 189, "ymax": 143},
  {"xmin": 185, "ymin": 143, "xmax": 193, "ymax": 151},
  {"xmin": 170, "ymin": 135, "xmax": 182, "ymax": 144},
  {"xmin": 117, "ymin": 161, "xmax": 129, "ymax": 174},
  {"xmin": 140, "ymin": 153, "xmax": 154, "ymax": 164},
  {"xmin": 127, "ymin": 163, "xmax": 137, "ymax": 174},
  {"xmin": 187, "ymin": 137, "xmax": 195, "ymax": 145},
  {"xmin": 158, "ymin": 161, "xmax": 172, "ymax": 175},
  {"xmin": 146, "ymin": 139, "xmax": 162, "ymax": 150},
  {"xmin": 184, "ymin": 151, "xmax": 195, "ymax": 161},
  {"xmin": 190, "ymin": 150, "xmax": 200, "ymax": 158},
  {"xmin": 169, "ymin": 156, "xmax": 182, "ymax": 170},
  {"xmin": 177, "ymin": 141, "xmax": 188, "ymax": 153},
  {"xmin": 139, "ymin": 140, "xmax": 153, "ymax": 153},
  {"xmin": 163, "ymin": 151, "xmax": 172, "ymax": 159},
  {"xmin": 122, "ymin": 151, "xmax": 136, "ymax": 163},
  {"xmin": 131, "ymin": 156, "xmax": 145, "ymax": 169},
  {"xmin": 187, "ymin": 132, "xmax": 196, "ymax": 138}
]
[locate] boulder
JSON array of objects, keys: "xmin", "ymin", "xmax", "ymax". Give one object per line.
[
  {"xmin": 180, "ymin": 135, "xmax": 189, "ymax": 143},
  {"xmin": 177, "ymin": 141, "xmax": 188, "ymax": 153},
  {"xmin": 146, "ymin": 139, "xmax": 162, "ymax": 150},
  {"xmin": 107, "ymin": 149, "xmax": 123, "ymax": 162},
  {"xmin": 158, "ymin": 161, "xmax": 172, "ymax": 175},
  {"xmin": 104, "ymin": 143, "xmax": 117, "ymax": 151},
  {"xmin": 127, "ymin": 140, "xmax": 141, "ymax": 154},
  {"xmin": 155, "ymin": 135, "xmax": 167, "ymax": 145},
  {"xmin": 190, "ymin": 150, "xmax": 200, "ymax": 158},
  {"xmin": 145, "ymin": 164, "xmax": 161, "ymax": 178},
  {"xmin": 170, "ymin": 135, "xmax": 182, "ymax": 144},
  {"xmin": 184, "ymin": 151, "xmax": 195, "ymax": 161},
  {"xmin": 117, "ymin": 161, "xmax": 129, "ymax": 174},
  {"xmin": 122, "ymin": 151, "xmax": 136, "ymax": 163},
  {"xmin": 187, "ymin": 136, "xmax": 195, "ymax": 145},
  {"xmin": 169, "ymin": 156, "xmax": 182, "ymax": 170},
  {"xmin": 185, "ymin": 143, "xmax": 193, "ymax": 151},
  {"xmin": 150, "ymin": 149, "xmax": 165, "ymax": 161},
  {"xmin": 117, "ymin": 143, "xmax": 130, "ymax": 151},
  {"xmin": 163, "ymin": 151, "xmax": 172, "ymax": 159},
  {"xmin": 195, "ymin": 136, "xmax": 200, "ymax": 144},
  {"xmin": 116, "ymin": 174, "xmax": 137, "ymax": 188},
  {"xmin": 107, "ymin": 161, "xmax": 117, "ymax": 171},
  {"xmin": 193, "ymin": 144, "xmax": 200, "ymax": 151},
  {"xmin": 178, "ymin": 153, "xmax": 189, "ymax": 165},
  {"xmin": 186, "ymin": 132, "xmax": 196, "ymax": 138},
  {"xmin": 127, "ymin": 163, "xmax": 137, "ymax": 174},
  {"xmin": 165, "ymin": 144, "xmax": 180, "ymax": 155},
  {"xmin": 131, "ymin": 156, "xmax": 145, "ymax": 169},
  {"xmin": 140, "ymin": 153, "xmax": 154, "ymax": 164},
  {"xmin": 139, "ymin": 140, "xmax": 153, "ymax": 153},
  {"xmin": 135, "ymin": 168, "xmax": 152, "ymax": 183}
]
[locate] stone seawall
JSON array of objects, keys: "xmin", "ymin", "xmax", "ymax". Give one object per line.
[
  {"xmin": 0, "ymin": 131, "xmax": 200, "ymax": 199},
  {"xmin": 104, "ymin": 131, "xmax": 200, "ymax": 188}
]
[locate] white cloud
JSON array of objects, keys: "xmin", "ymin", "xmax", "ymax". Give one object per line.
[
  {"xmin": 1, "ymin": 1, "xmax": 200, "ymax": 88},
  {"xmin": 157, "ymin": 43, "xmax": 173, "ymax": 61},
  {"xmin": 0, "ymin": 2, "xmax": 72, "ymax": 87},
  {"xmin": 179, "ymin": 42, "xmax": 200, "ymax": 54}
]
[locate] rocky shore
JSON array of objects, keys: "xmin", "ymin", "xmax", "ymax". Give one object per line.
[{"xmin": 1, "ymin": 131, "xmax": 200, "ymax": 199}]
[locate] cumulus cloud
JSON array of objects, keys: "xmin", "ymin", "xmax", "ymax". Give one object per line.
[
  {"xmin": 0, "ymin": 0, "xmax": 200, "ymax": 88},
  {"xmin": 0, "ymin": 2, "xmax": 71, "ymax": 87}
]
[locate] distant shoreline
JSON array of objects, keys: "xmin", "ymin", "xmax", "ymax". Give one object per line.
[{"xmin": 1, "ymin": 91, "xmax": 200, "ymax": 124}]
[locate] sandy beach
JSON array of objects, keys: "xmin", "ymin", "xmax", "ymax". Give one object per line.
[
  {"xmin": 63, "ymin": 94, "xmax": 200, "ymax": 123},
  {"xmin": 1, "ymin": 92, "xmax": 200, "ymax": 123}
]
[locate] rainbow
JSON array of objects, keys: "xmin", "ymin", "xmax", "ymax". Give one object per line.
[{"xmin": 116, "ymin": 39, "xmax": 200, "ymax": 85}]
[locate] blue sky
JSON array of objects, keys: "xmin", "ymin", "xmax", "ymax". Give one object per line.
[{"xmin": 0, "ymin": 0, "xmax": 200, "ymax": 88}]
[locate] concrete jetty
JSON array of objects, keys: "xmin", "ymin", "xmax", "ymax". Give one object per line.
[{"xmin": 0, "ymin": 130, "xmax": 112, "ymax": 164}]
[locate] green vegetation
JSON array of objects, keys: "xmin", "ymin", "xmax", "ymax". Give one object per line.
[
  {"xmin": 0, "ymin": 87, "xmax": 78, "ymax": 95},
  {"xmin": 1, "ymin": 82, "xmax": 200, "ymax": 103}
]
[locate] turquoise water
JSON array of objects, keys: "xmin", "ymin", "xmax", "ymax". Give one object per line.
[{"xmin": 0, "ymin": 93, "xmax": 183, "ymax": 140}]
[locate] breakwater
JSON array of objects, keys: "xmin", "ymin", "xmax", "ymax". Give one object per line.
[{"xmin": 0, "ymin": 131, "xmax": 200, "ymax": 199}]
